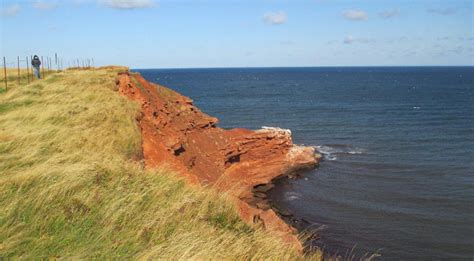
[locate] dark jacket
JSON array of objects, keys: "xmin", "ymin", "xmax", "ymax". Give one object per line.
[{"xmin": 32, "ymin": 56, "xmax": 41, "ymax": 67}]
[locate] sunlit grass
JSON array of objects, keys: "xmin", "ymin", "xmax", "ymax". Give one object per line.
[
  {"xmin": 0, "ymin": 67, "xmax": 58, "ymax": 91},
  {"xmin": 0, "ymin": 68, "xmax": 323, "ymax": 259}
]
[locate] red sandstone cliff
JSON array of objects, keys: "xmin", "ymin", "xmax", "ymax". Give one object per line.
[{"xmin": 116, "ymin": 71, "xmax": 321, "ymax": 249}]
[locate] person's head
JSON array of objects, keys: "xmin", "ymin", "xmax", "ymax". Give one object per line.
[{"xmin": 34, "ymin": 55, "xmax": 39, "ymax": 59}]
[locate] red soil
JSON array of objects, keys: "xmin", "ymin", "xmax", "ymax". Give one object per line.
[{"xmin": 116, "ymin": 71, "xmax": 321, "ymax": 249}]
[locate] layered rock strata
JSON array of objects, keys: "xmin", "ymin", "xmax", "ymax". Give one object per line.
[{"xmin": 116, "ymin": 71, "xmax": 321, "ymax": 248}]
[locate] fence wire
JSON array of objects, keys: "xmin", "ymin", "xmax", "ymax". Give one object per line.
[{"xmin": 2, "ymin": 55, "xmax": 96, "ymax": 90}]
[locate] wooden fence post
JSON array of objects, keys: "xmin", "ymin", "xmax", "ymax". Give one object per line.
[
  {"xmin": 17, "ymin": 56, "xmax": 20, "ymax": 85},
  {"xmin": 3, "ymin": 57, "xmax": 7, "ymax": 90},
  {"xmin": 26, "ymin": 56, "xmax": 30, "ymax": 84},
  {"xmin": 41, "ymin": 56, "xmax": 45, "ymax": 79},
  {"xmin": 31, "ymin": 56, "xmax": 34, "ymax": 82}
]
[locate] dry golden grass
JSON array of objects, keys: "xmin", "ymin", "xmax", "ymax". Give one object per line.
[
  {"xmin": 0, "ymin": 67, "xmax": 59, "ymax": 92},
  {"xmin": 0, "ymin": 68, "xmax": 325, "ymax": 259}
]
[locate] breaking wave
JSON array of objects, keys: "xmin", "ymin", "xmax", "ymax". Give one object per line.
[
  {"xmin": 314, "ymin": 144, "xmax": 365, "ymax": 161},
  {"xmin": 284, "ymin": 192, "xmax": 302, "ymax": 201}
]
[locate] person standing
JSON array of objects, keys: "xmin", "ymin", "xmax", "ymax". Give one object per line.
[{"xmin": 31, "ymin": 55, "xmax": 41, "ymax": 79}]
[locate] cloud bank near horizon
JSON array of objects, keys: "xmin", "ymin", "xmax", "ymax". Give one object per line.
[{"xmin": 99, "ymin": 0, "xmax": 155, "ymax": 9}]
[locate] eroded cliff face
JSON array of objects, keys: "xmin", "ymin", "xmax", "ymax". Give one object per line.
[{"xmin": 116, "ymin": 71, "xmax": 321, "ymax": 248}]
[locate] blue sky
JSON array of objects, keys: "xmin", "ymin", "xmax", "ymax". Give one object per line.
[{"xmin": 1, "ymin": 0, "xmax": 473, "ymax": 68}]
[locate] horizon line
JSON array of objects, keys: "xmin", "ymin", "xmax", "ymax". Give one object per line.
[{"xmin": 131, "ymin": 65, "xmax": 474, "ymax": 70}]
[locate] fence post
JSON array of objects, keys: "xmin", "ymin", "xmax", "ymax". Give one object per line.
[
  {"xmin": 17, "ymin": 56, "xmax": 20, "ymax": 85},
  {"xmin": 3, "ymin": 57, "xmax": 7, "ymax": 90},
  {"xmin": 31, "ymin": 56, "xmax": 34, "ymax": 82},
  {"xmin": 41, "ymin": 56, "xmax": 45, "ymax": 79},
  {"xmin": 26, "ymin": 56, "xmax": 30, "ymax": 84}
]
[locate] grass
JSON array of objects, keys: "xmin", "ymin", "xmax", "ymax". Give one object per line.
[
  {"xmin": 1, "ymin": 68, "xmax": 56, "ymax": 90},
  {"xmin": 0, "ymin": 67, "xmax": 324, "ymax": 259}
]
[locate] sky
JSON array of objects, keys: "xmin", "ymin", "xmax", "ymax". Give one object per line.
[{"xmin": 0, "ymin": 0, "xmax": 473, "ymax": 68}]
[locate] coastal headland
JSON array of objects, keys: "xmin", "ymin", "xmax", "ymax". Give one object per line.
[
  {"xmin": 116, "ymin": 70, "xmax": 322, "ymax": 248},
  {"xmin": 0, "ymin": 67, "xmax": 324, "ymax": 259}
]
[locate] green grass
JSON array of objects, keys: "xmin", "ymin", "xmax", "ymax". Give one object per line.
[{"xmin": 0, "ymin": 68, "xmax": 323, "ymax": 259}]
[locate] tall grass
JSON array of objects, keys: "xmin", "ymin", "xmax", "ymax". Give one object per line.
[
  {"xmin": 0, "ymin": 68, "xmax": 322, "ymax": 259},
  {"xmin": 0, "ymin": 68, "xmax": 50, "ymax": 89}
]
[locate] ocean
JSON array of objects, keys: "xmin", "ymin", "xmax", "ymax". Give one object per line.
[{"xmin": 135, "ymin": 67, "xmax": 474, "ymax": 260}]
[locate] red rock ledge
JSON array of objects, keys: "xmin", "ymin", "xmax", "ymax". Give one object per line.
[{"xmin": 116, "ymin": 71, "xmax": 321, "ymax": 249}]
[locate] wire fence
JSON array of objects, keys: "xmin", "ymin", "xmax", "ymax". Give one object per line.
[{"xmin": 1, "ymin": 54, "xmax": 95, "ymax": 91}]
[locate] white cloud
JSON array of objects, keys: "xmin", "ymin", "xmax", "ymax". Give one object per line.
[
  {"xmin": 263, "ymin": 11, "xmax": 287, "ymax": 25},
  {"xmin": 99, "ymin": 0, "xmax": 156, "ymax": 9},
  {"xmin": 344, "ymin": 35, "xmax": 354, "ymax": 44},
  {"xmin": 343, "ymin": 35, "xmax": 371, "ymax": 44},
  {"xmin": 73, "ymin": 0, "xmax": 92, "ymax": 4},
  {"xmin": 342, "ymin": 9, "xmax": 367, "ymax": 21},
  {"xmin": 33, "ymin": 1, "xmax": 58, "ymax": 10},
  {"xmin": 1, "ymin": 4, "xmax": 20, "ymax": 17},
  {"xmin": 379, "ymin": 8, "xmax": 400, "ymax": 19},
  {"xmin": 427, "ymin": 8, "xmax": 457, "ymax": 15}
]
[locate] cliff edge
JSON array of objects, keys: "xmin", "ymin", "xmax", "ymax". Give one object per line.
[{"xmin": 116, "ymin": 71, "xmax": 321, "ymax": 248}]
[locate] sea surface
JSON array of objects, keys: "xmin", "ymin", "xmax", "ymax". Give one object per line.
[{"xmin": 135, "ymin": 67, "xmax": 474, "ymax": 260}]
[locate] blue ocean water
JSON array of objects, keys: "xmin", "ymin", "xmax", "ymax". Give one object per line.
[{"xmin": 135, "ymin": 67, "xmax": 474, "ymax": 260}]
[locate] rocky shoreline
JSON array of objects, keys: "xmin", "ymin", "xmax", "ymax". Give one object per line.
[
  {"xmin": 115, "ymin": 70, "xmax": 322, "ymax": 250},
  {"xmin": 266, "ymin": 174, "xmax": 324, "ymax": 251}
]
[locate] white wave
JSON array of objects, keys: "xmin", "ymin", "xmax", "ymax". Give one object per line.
[
  {"xmin": 347, "ymin": 150, "xmax": 363, "ymax": 155},
  {"xmin": 284, "ymin": 192, "xmax": 302, "ymax": 201},
  {"xmin": 314, "ymin": 145, "xmax": 333, "ymax": 155},
  {"xmin": 314, "ymin": 144, "xmax": 365, "ymax": 160}
]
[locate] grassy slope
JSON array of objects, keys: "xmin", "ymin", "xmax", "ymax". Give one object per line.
[{"xmin": 0, "ymin": 68, "xmax": 323, "ymax": 259}]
